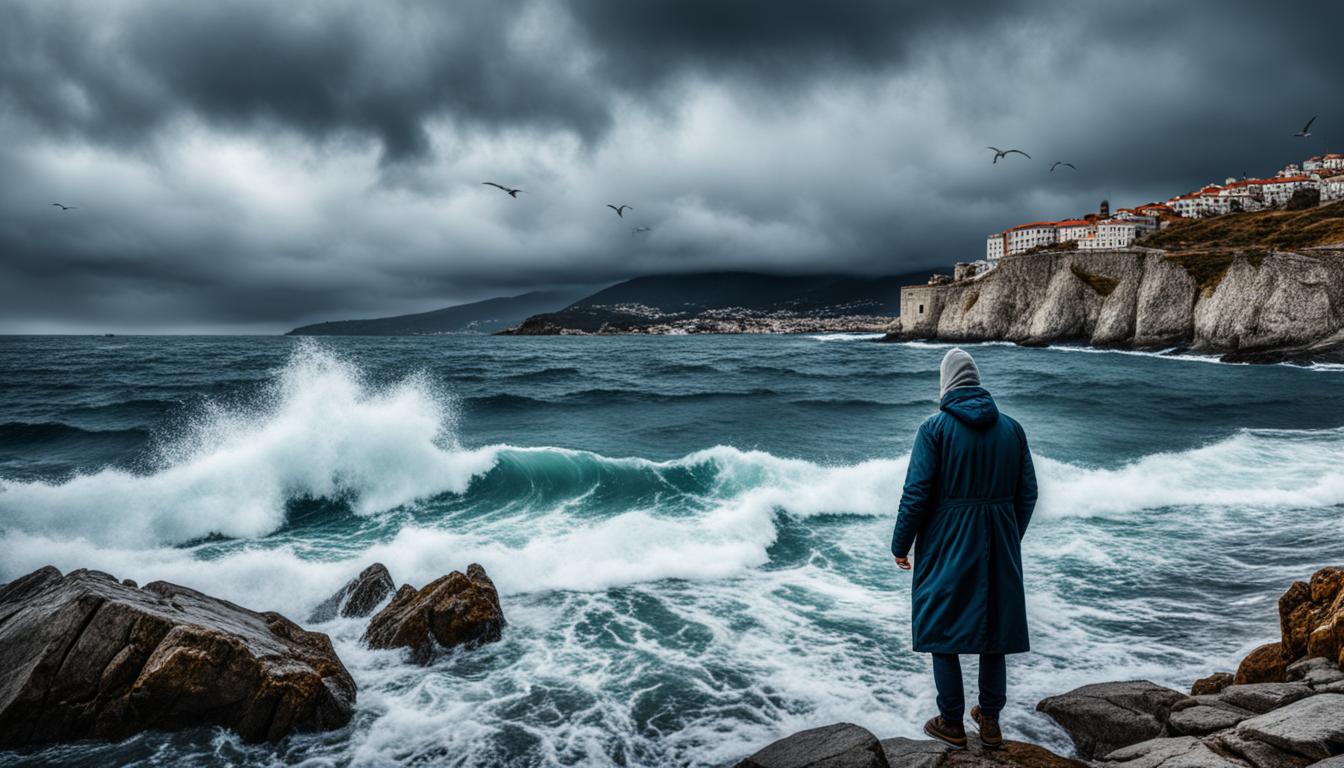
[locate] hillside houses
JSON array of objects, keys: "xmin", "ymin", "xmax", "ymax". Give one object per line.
[{"xmin": 985, "ymin": 152, "xmax": 1342, "ymax": 263}]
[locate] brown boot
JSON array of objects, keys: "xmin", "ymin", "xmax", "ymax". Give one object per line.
[
  {"xmin": 971, "ymin": 705, "xmax": 1003, "ymax": 749},
  {"xmin": 923, "ymin": 715, "xmax": 967, "ymax": 748}
]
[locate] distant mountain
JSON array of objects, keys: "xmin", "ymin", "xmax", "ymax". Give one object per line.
[
  {"xmin": 501, "ymin": 270, "xmax": 949, "ymax": 335},
  {"xmin": 286, "ymin": 290, "xmax": 589, "ymax": 336}
]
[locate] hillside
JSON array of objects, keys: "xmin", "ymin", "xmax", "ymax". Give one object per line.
[
  {"xmin": 500, "ymin": 270, "xmax": 948, "ymax": 335},
  {"xmin": 286, "ymin": 290, "xmax": 587, "ymax": 336},
  {"xmin": 1143, "ymin": 200, "xmax": 1344, "ymax": 251}
]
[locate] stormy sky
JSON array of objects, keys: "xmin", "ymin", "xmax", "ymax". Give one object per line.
[{"xmin": 1, "ymin": 2, "xmax": 1340, "ymax": 333}]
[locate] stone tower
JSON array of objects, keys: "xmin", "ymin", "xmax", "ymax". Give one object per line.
[{"xmin": 1099, "ymin": 199, "xmax": 1110, "ymax": 219}]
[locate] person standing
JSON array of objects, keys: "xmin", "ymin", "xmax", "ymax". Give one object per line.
[{"xmin": 891, "ymin": 348, "xmax": 1038, "ymax": 749}]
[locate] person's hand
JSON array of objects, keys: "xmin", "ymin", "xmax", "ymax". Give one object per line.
[{"xmin": 894, "ymin": 555, "xmax": 911, "ymax": 570}]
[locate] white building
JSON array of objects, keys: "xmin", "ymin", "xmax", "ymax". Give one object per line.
[
  {"xmin": 1004, "ymin": 222, "xmax": 1058, "ymax": 255},
  {"xmin": 1322, "ymin": 175, "xmax": 1344, "ymax": 202},
  {"xmin": 1324, "ymin": 154, "xmax": 1344, "ymax": 171},
  {"xmin": 985, "ymin": 233, "xmax": 1005, "ymax": 263},
  {"xmin": 1260, "ymin": 175, "xmax": 1312, "ymax": 206},
  {"xmin": 1055, "ymin": 219, "xmax": 1097, "ymax": 246},
  {"xmin": 1168, "ymin": 186, "xmax": 1232, "ymax": 218},
  {"xmin": 1077, "ymin": 217, "xmax": 1156, "ymax": 250}
]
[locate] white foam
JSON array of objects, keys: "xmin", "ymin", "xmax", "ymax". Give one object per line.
[
  {"xmin": 805, "ymin": 333, "xmax": 886, "ymax": 341},
  {"xmin": 0, "ymin": 343, "xmax": 499, "ymax": 547}
]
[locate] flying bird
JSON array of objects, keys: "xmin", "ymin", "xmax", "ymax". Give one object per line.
[
  {"xmin": 607, "ymin": 204, "xmax": 633, "ymax": 217},
  {"xmin": 631, "ymin": 226, "xmax": 651, "ymax": 235},
  {"xmin": 1049, "ymin": 161, "xmax": 1077, "ymax": 172},
  {"xmin": 1293, "ymin": 116, "xmax": 1317, "ymax": 138},
  {"xmin": 988, "ymin": 147, "xmax": 1030, "ymax": 163},
  {"xmin": 50, "ymin": 202, "xmax": 77, "ymax": 211},
  {"xmin": 481, "ymin": 182, "xmax": 522, "ymax": 198}
]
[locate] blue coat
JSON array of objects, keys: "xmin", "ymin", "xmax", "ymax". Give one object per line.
[{"xmin": 891, "ymin": 386, "xmax": 1037, "ymax": 654}]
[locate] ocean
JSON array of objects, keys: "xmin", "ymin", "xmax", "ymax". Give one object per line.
[{"xmin": 1, "ymin": 334, "xmax": 1341, "ymax": 767}]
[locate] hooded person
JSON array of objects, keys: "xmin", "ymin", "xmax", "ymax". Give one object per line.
[{"xmin": 891, "ymin": 348, "xmax": 1038, "ymax": 749}]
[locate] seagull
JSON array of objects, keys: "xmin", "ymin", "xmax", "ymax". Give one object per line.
[
  {"xmin": 607, "ymin": 204, "xmax": 633, "ymax": 217},
  {"xmin": 631, "ymin": 226, "xmax": 651, "ymax": 235},
  {"xmin": 50, "ymin": 202, "xmax": 77, "ymax": 211},
  {"xmin": 1049, "ymin": 161, "xmax": 1077, "ymax": 172},
  {"xmin": 988, "ymin": 146, "xmax": 1030, "ymax": 163},
  {"xmin": 481, "ymin": 182, "xmax": 522, "ymax": 198},
  {"xmin": 1293, "ymin": 116, "xmax": 1317, "ymax": 138}
]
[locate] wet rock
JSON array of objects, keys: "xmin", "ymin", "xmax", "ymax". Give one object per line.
[
  {"xmin": 1099, "ymin": 736, "xmax": 1241, "ymax": 768},
  {"xmin": 1238, "ymin": 643, "xmax": 1289, "ymax": 685},
  {"xmin": 1167, "ymin": 705, "xmax": 1253, "ymax": 736},
  {"xmin": 1278, "ymin": 568, "xmax": 1344, "ymax": 669},
  {"xmin": 1218, "ymin": 683, "xmax": 1314, "ymax": 714},
  {"xmin": 363, "ymin": 564, "xmax": 505, "ymax": 664},
  {"xmin": 1037, "ymin": 681, "xmax": 1189, "ymax": 759},
  {"xmin": 1206, "ymin": 731, "xmax": 1310, "ymax": 768},
  {"xmin": 1307, "ymin": 757, "xmax": 1344, "ymax": 768},
  {"xmin": 880, "ymin": 737, "xmax": 950, "ymax": 768},
  {"xmin": 0, "ymin": 566, "xmax": 355, "ymax": 747},
  {"xmin": 1285, "ymin": 658, "xmax": 1344, "ymax": 688},
  {"xmin": 309, "ymin": 563, "xmax": 395, "ymax": 623},
  {"xmin": 736, "ymin": 723, "xmax": 888, "ymax": 768},
  {"xmin": 1234, "ymin": 693, "xmax": 1344, "ymax": 761},
  {"xmin": 1191, "ymin": 673, "xmax": 1235, "ymax": 696},
  {"xmin": 121, "ymin": 578, "xmax": 137, "ymax": 588}
]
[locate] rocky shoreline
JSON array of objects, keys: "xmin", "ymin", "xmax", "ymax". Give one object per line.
[
  {"xmin": 736, "ymin": 566, "xmax": 1344, "ymax": 768},
  {"xmin": 3, "ymin": 564, "xmax": 1340, "ymax": 765},
  {"xmin": 884, "ymin": 247, "xmax": 1344, "ymax": 364},
  {"xmin": 0, "ymin": 562, "xmax": 504, "ymax": 748}
]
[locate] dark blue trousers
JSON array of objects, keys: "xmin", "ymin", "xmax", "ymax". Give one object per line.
[{"xmin": 931, "ymin": 653, "xmax": 1006, "ymax": 723}]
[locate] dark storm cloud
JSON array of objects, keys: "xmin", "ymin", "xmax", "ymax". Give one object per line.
[{"xmin": 0, "ymin": 1, "xmax": 1341, "ymax": 332}]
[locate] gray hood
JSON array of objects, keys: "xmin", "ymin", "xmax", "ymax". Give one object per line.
[{"xmin": 939, "ymin": 348, "xmax": 981, "ymax": 399}]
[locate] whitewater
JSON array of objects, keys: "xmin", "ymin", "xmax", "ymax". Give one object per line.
[{"xmin": 1, "ymin": 335, "xmax": 1341, "ymax": 767}]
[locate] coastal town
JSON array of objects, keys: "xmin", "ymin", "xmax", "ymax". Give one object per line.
[{"xmin": 984, "ymin": 153, "xmax": 1344, "ymax": 265}]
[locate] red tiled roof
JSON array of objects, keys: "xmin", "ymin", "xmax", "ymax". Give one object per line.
[
  {"xmin": 1055, "ymin": 219, "xmax": 1094, "ymax": 227},
  {"xmin": 1008, "ymin": 221, "xmax": 1058, "ymax": 231}
]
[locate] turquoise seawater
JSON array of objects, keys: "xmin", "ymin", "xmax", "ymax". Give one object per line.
[{"xmin": 0, "ymin": 335, "xmax": 1341, "ymax": 766}]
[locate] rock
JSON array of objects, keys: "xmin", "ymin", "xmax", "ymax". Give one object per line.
[
  {"xmin": 942, "ymin": 741, "xmax": 1085, "ymax": 767},
  {"xmin": 1285, "ymin": 658, "xmax": 1344, "ymax": 688},
  {"xmin": 1238, "ymin": 643, "xmax": 1289, "ymax": 685},
  {"xmin": 1306, "ymin": 757, "xmax": 1344, "ymax": 768},
  {"xmin": 1219, "ymin": 683, "xmax": 1315, "ymax": 714},
  {"xmin": 1037, "ymin": 681, "xmax": 1190, "ymax": 760},
  {"xmin": 1235, "ymin": 693, "xmax": 1344, "ymax": 762},
  {"xmin": 1167, "ymin": 705, "xmax": 1253, "ymax": 736},
  {"xmin": 309, "ymin": 563, "xmax": 395, "ymax": 623},
  {"xmin": 1277, "ymin": 568, "xmax": 1344, "ymax": 670},
  {"xmin": 880, "ymin": 737, "xmax": 950, "ymax": 768},
  {"xmin": 0, "ymin": 566, "xmax": 355, "ymax": 747},
  {"xmin": 363, "ymin": 564, "xmax": 505, "ymax": 664},
  {"xmin": 1207, "ymin": 731, "xmax": 1311, "ymax": 768},
  {"xmin": 736, "ymin": 723, "xmax": 888, "ymax": 768},
  {"xmin": 1191, "ymin": 673, "xmax": 1235, "ymax": 696},
  {"xmin": 1099, "ymin": 736, "xmax": 1241, "ymax": 768},
  {"xmin": 121, "ymin": 578, "xmax": 137, "ymax": 588}
]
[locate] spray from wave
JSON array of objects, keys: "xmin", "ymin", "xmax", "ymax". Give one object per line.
[{"xmin": 0, "ymin": 343, "xmax": 497, "ymax": 547}]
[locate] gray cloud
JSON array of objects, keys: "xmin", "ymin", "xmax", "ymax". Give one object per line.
[{"xmin": 0, "ymin": 0, "xmax": 1340, "ymax": 332}]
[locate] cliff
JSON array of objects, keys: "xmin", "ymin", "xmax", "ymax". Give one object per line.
[{"xmin": 886, "ymin": 246, "xmax": 1344, "ymax": 363}]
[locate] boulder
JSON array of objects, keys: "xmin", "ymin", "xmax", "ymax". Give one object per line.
[
  {"xmin": 941, "ymin": 741, "xmax": 1085, "ymax": 767},
  {"xmin": 309, "ymin": 563, "xmax": 395, "ymax": 623},
  {"xmin": 1277, "ymin": 568, "xmax": 1344, "ymax": 668},
  {"xmin": 1167, "ymin": 705, "xmax": 1253, "ymax": 737},
  {"xmin": 0, "ymin": 566, "xmax": 355, "ymax": 747},
  {"xmin": 736, "ymin": 723, "xmax": 888, "ymax": 768},
  {"xmin": 1036, "ymin": 681, "xmax": 1189, "ymax": 759},
  {"xmin": 1098, "ymin": 736, "xmax": 1241, "ymax": 768},
  {"xmin": 1191, "ymin": 673, "xmax": 1235, "ymax": 696},
  {"xmin": 1218, "ymin": 683, "xmax": 1314, "ymax": 714},
  {"xmin": 1234, "ymin": 693, "xmax": 1344, "ymax": 762},
  {"xmin": 1208, "ymin": 730, "xmax": 1311, "ymax": 768},
  {"xmin": 880, "ymin": 737, "xmax": 951, "ymax": 768},
  {"xmin": 363, "ymin": 564, "xmax": 505, "ymax": 664},
  {"xmin": 1284, "ymin": 657, "xmax": 1344, "ymax": 688},
  {"xmin": 1237, "ymin": 643, "xmax": 1289, "ymax": 685}
]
